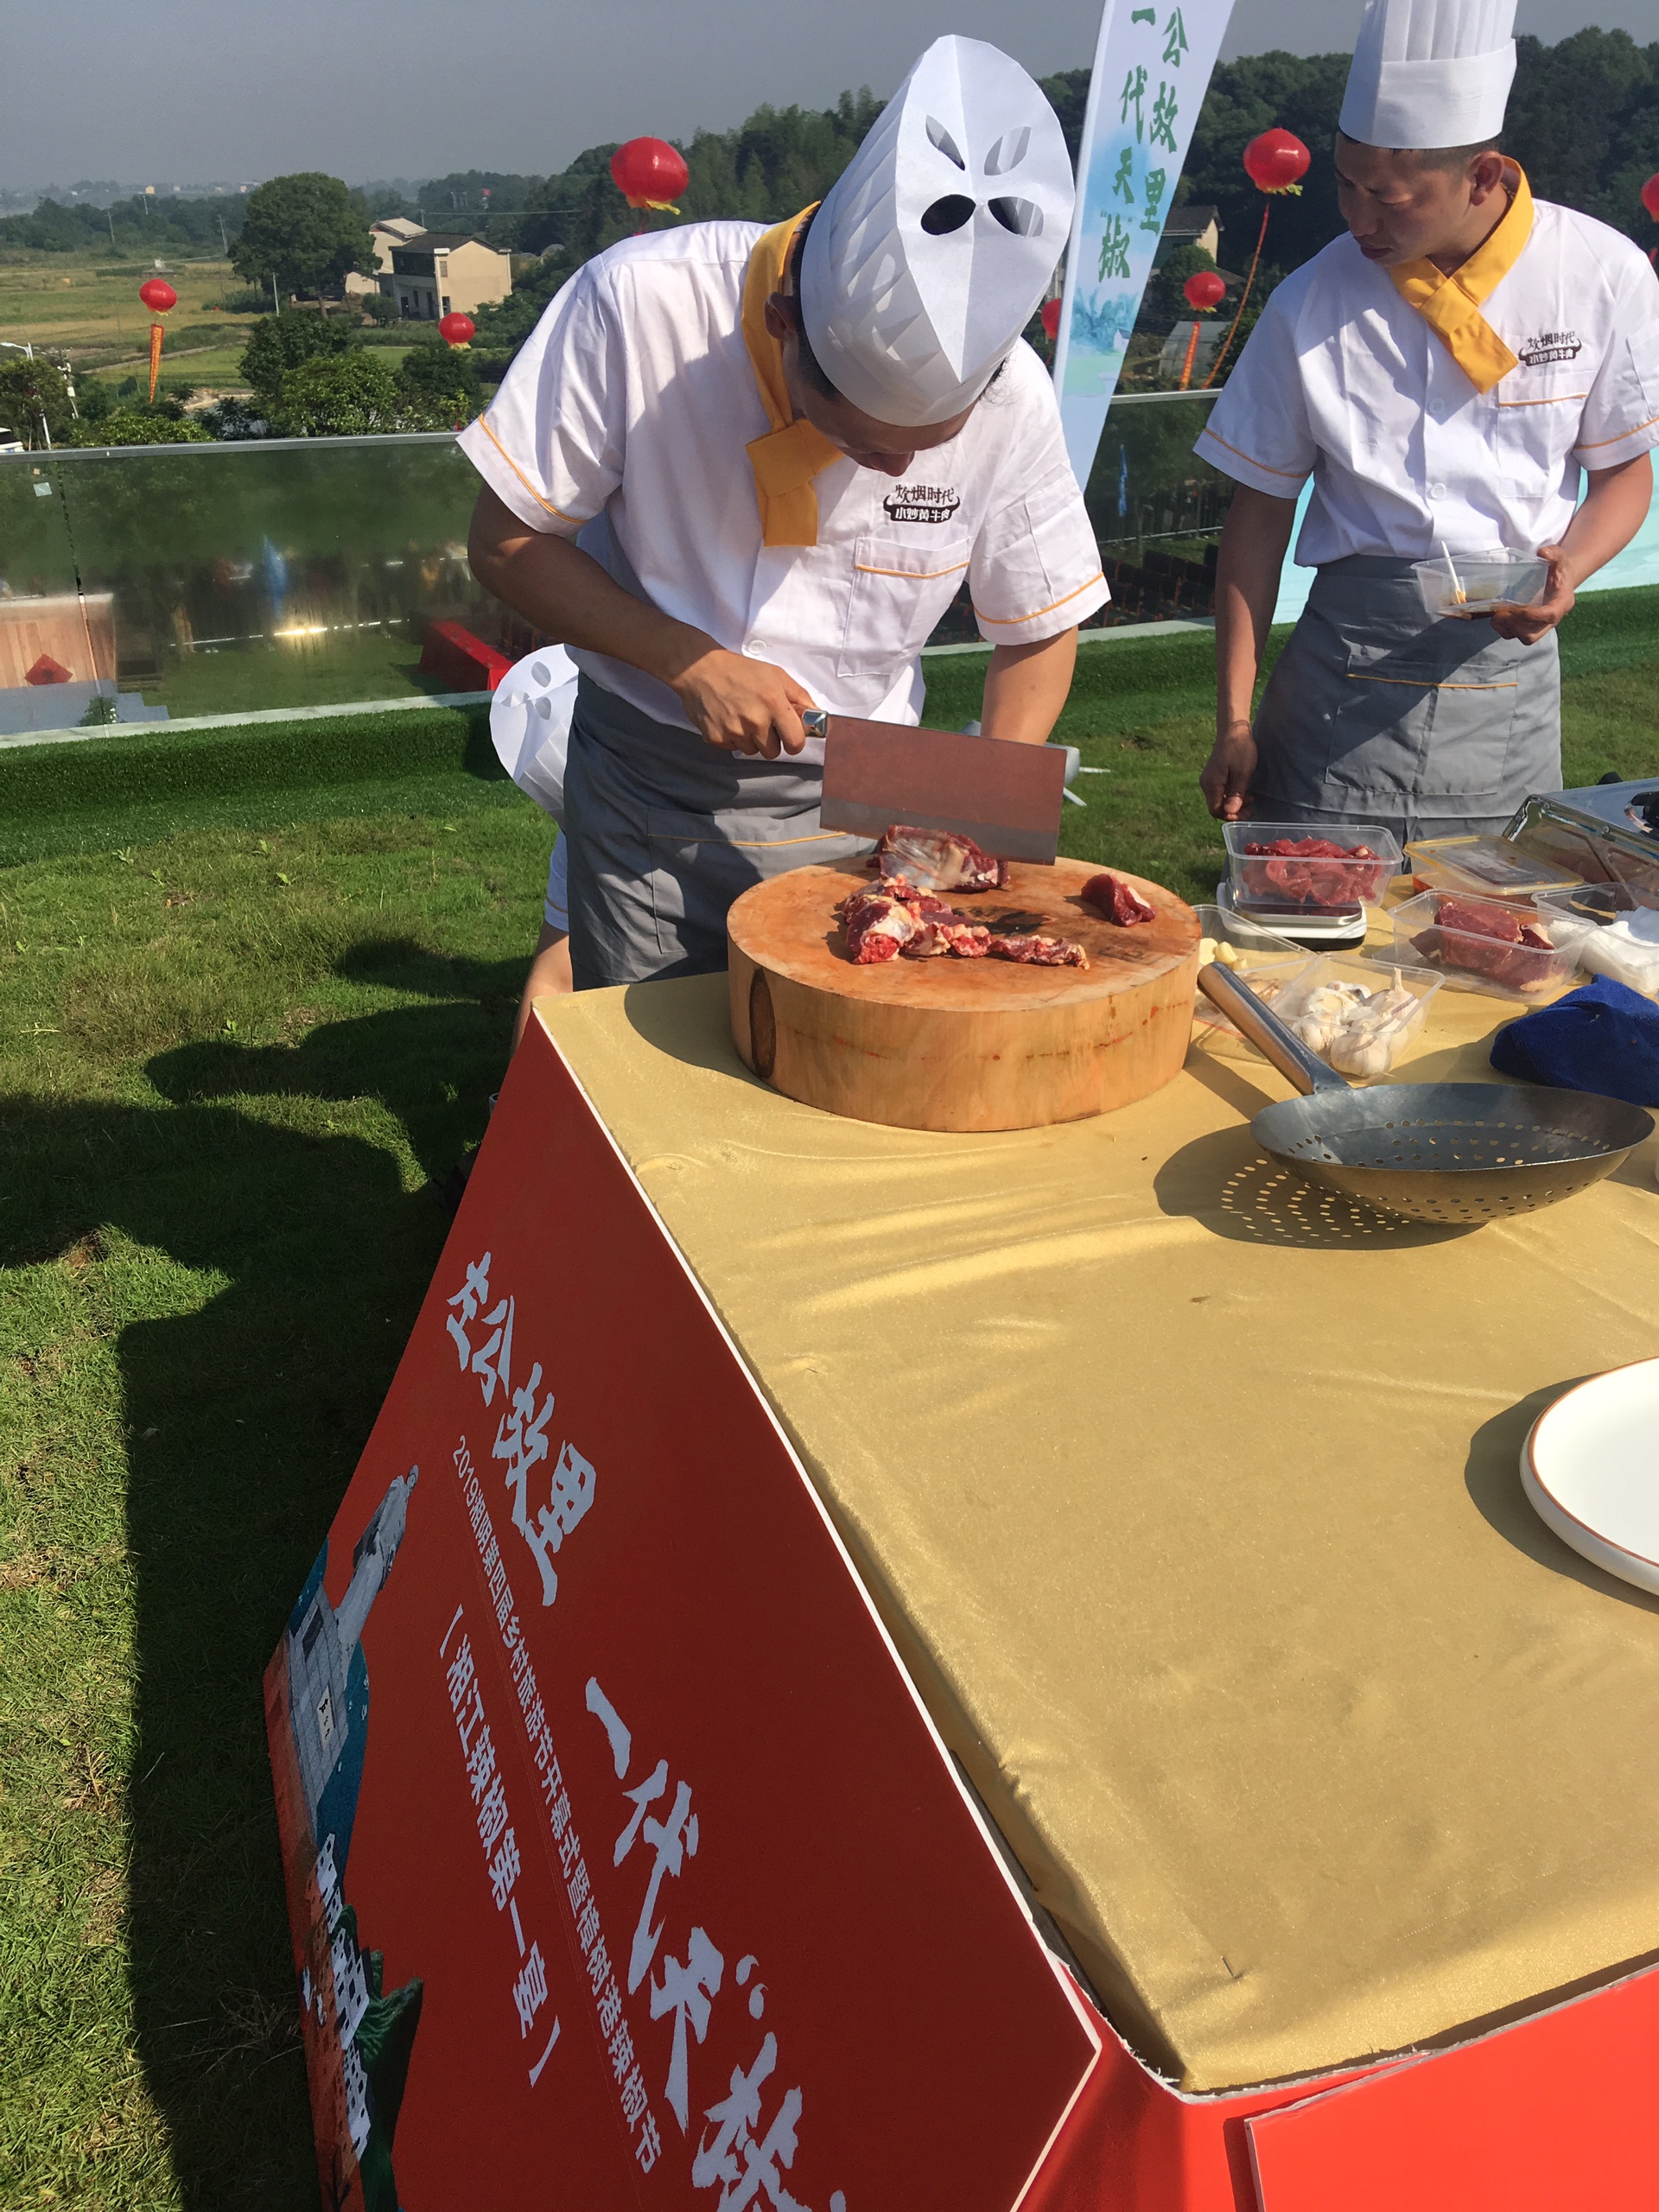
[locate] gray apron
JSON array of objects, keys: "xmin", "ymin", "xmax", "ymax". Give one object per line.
[
  {"xmin": 1250, "ymin": 555, "xmax": 1560, "ymax": 842},
  {"xmin": 563, "ymin": 676, "xmax": 872, "ymax": 990}
]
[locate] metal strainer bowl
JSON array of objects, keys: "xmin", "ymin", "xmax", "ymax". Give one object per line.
[{"xmin": 1198, "ymin": 964, "xmax": 1652, "ymax": 1225}]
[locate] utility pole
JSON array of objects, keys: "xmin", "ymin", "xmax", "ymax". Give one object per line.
[
  {"xmin": 106, "ymin": 208, "xmax": 116, "ymax": 247},
  {"xmin": 270, "ymin": 270, "xmax": 280, "ymax": 316}
]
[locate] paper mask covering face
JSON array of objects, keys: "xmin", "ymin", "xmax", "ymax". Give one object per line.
[
  {"xmin": 801, "ymin": 35, "xmax": 1074, "ymax": 430},
  {"xmin": 1339, "ymin": 0, "xmax": 1518, "ymax": 151}
]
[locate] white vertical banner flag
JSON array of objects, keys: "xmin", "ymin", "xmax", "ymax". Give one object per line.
[{"xmin": 1052, "ymin": 0, "xmax": 1236, "ymax": 491}]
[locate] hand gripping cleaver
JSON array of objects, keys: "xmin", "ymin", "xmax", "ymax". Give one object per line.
[{"xmin": 810, "ymin": 710, "xmax": 1066, "ymax": 865}]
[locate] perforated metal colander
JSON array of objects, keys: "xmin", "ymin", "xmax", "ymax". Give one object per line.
[{"xmin": 1198, "ymin": 965, "xmax": 1652, "ymax": 1225}]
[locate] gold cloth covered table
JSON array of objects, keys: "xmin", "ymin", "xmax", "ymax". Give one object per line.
[{"xmin": 537, "ymin": 973, "xmax": 1659, "ymax": 2093}]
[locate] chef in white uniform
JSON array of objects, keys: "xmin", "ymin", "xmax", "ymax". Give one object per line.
[
  {"xmin": 461, "ymin": 36, "xmax": 1108, "ymax": 988},
  {"xmin": 1195, "ymin": 0, "xmax": 1658, "ymax": 837}
]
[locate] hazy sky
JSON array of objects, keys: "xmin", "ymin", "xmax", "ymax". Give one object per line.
[{"xmin": 7, "ymin": 0, "xmax": 1649, "ymax": 189}]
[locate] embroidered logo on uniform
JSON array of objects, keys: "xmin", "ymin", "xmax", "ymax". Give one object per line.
[
  {"xmin": 883, "ymin": 482, "xmax": 962, "ymax": 524},
  {"xmin": 1517, "ymin": 330, "xmax": 1583, "ymax": 366}
]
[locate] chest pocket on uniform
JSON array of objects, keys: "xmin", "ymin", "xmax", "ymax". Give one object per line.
[
  {"xmin": 1492, "ymin": 369, "xmax": 1591, "ymax": 482},
  {"xmin": 837, "ymin": 531, "xmax": 972, "ymax": 678}
]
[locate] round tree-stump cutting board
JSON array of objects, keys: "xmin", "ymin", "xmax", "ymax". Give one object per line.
[{"xmin": 728, "ymin": 860, "xmax": 1199, "ymax": 1132}]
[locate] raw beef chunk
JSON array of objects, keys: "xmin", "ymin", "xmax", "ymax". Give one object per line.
[
  {"xmin": 1081, "ymin": 872, "xmax": 1156, "ymax": 925},
  {"xmin": 985, "ymin": 932, "xmax": 1090, "ymax": 969},
  {"xmin": 1411, "ymin": 897, "xmax": 1558, "ymax": 992},
  {"xmin": 842, "ymin": 890, "xmax": 929, "ymax": 964},
  {"xmin": 1238, "ymin": 837, "xmax": 1386, "ymax": 911},
  {"xmin": 872, "ymin": 825, "xmax": 1010, "ymax": 893}
]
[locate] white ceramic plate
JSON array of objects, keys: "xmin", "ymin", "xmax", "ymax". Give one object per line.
[{"xmin": 1521, "ymin": 1359, "xmax": 1659, "ymax": 1594}]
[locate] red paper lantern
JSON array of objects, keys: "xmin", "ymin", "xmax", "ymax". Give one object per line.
[
  {"xmin": 1040, "ymin": 297, "xmax": 1062, "ymax": 340},
  {"xmin": 1183, "ymin": 269, "xmax": 1227, "ymax": 311},
  {"xmin": 439, "ymin": 311, "xmax": 475, "ymax": 347},
  {"xmin": 1242, "ymin": 128, "xmax": 1311, "ymax": 195},
  {"xmin": 138, "ymin": 277, "xmax": 177, "ymax": 314},
  {"xmin": 1642, "ymin": 171, "xmax": 1659, "ymax": 223},
  {"xmin": 609, "ymin": 137, "xmax": 690, "ymax": 213}
]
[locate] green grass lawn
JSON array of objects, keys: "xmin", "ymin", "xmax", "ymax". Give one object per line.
[
  {"xmin": 91, "ymin": 347, "xmax": 255, "ymax": 389},
  {"xmin": 2, "ymin": 592, "xmax": 1656, "ymax": 2207}
]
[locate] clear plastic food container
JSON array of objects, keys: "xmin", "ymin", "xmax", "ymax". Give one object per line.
[
  {"xmin": 1224, "ymin": 822, "xmax": 1403, "ymax": 916},
  {"xmin": 1532, "ymin": 883, "xmax": 1659, "ymax": 998},
  {"xmin": 1267, "ymin": 954, "xmax": 1443, "ymax": 1082},
  {"xmin": 1404, "ymin": 833, "xmax": 1582, "ymax": 905},
  {"xmin": 1192, "ymin": 927, "xmax": 1311, "ymax": 1033},
  {"xmin": 1412, "ymin": 554, "xmax": 1550, "ymax": 620},
  {"xmin": 1392, "ymin": 889, "xmax": 1578, "ymax": 1000}
]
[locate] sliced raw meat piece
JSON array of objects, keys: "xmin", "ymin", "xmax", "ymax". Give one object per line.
[
  {"xmin": 872, "ymin": 824, "xmax": 1010, "ymax": 893},
  {"xmin": 1435, "ymin": 896, "xmax": 1522, "ymax": 944},
  {"xmin": 1238, "ymin": 836, "xmax": 1386, "ymax": 911},
  {"xmin": 1081, "ymin": 872, "xmax": 1156, "ymax": 925},
  {"xmin": 839, "ymin": 888, "xmax": 991, "ymax": 963},
  {"xmin": 931, "ymin": 918, "xmax": 991, "ymax": 958},
  {"xmin": 986, "ymin": 932, "xmax": 1090, "ymax": 969},
  {"xmin": 842, "ymin": 890, "xmax": 928, "ymax": 963},
  {"xmin": 1411, "ymin": 918, "xmax": 1558, "ymax": 992}
]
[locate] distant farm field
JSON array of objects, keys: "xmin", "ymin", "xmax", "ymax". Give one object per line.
[
  {"xmin": 0, "ymin": 251, "xmax": 259, "ymax": 370},
  {"xmin": 0, "ymin": 251, "xmax": 433, "ymax": 412}
]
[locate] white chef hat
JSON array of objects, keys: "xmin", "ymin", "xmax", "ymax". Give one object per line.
[
  {"xmin": 1339, "ymin": 0, "xmax": 1517, "ymax": 150},
  {"xmin": 800, "ymin": 35, "xmax": 1074, "ymax": 429}
]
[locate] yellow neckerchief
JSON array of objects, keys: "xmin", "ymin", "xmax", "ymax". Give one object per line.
[
  {"xmin": 1389, "ymin": 163, "xmax": 1534, "ymax": 395},
  {"xmin": 741, "ymin": 204, "xmax": 842, "ymax": 548}
]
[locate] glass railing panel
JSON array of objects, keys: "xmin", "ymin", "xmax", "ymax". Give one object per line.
[
  {"xmin": 0, "ymin": 399, "xmax": 1243, "ymax": 739},
  {"xmin": 48, "ymin": 433, "xmax": 501, "ymax": 722},
  {"xmin": 8, "ymin": 433, "xmax": 544, "ymax": 728},
  {"xmin": 0, "ymin": 453, "xmax": 107, "ymax": 737},
  {"xmin": 1081, "ymin": 391, "xmax": 1230, "ymax": 623},
  {"xmin": 924, "ymin": 388, "xmax": 1230, "ymax": 645}
]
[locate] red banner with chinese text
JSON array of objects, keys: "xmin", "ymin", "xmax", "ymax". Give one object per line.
[{"xmin": 266, "ymin": 1015, "xmax": 1099, "ymax": 2212}]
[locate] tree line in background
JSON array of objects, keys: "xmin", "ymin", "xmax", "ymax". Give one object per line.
[
  {"xmin": 0, "ymin": 190, "xmax": 247, "ymax": 254},
  {"xmin": 0, "ymin": 307, "xmax": 482, "ymax": 448},
  {"xmin": 460, "ymin": 28, "xmax": 1657, "ymax": 376},
  {"xmin": 1, "ymin": 26, "xmax": 1650, "ymax": 444},
  {"xmin": 3, "ymin": 29, "xmax": 1651, "ymax": 283}
]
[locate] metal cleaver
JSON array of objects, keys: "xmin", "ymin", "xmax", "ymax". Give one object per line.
[{"xmin": 811, "ymin": 711, "xmax": 1066, "ymax": 865}]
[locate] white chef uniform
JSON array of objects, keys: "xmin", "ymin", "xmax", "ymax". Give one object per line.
[
  {"xmin": 460, "ymin": 36, "xmax": 1106, "ymax": 989},
  {"xmin": 1198, "ymin": 201, "xmax": 1659, "ymax": 571},
  {"xmin": 462, "ymin": 226, "xmax": 1105, "ymax": 745},
  {"xmin": 1194, "ymin": 0, "xmax": 1659, "ymax": 838}
]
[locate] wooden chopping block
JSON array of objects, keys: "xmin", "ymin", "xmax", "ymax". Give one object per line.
[{"xmin": 728, "ymin": 860, "xmax": 1199, "ymax": 1132}]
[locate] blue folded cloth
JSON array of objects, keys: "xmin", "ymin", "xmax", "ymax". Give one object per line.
[{"xmin": 1490, "ymin": 976, "xmax": 1659, "ymax": 1105}]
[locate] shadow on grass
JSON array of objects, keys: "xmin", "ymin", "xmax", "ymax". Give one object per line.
[
  {"xmin": 149, "ymin": 938, "xmax": 522, "ymax": 1189},
  {"xmin": 0, "ymin": 941, "xmax": 524, "ymax": 2207}
]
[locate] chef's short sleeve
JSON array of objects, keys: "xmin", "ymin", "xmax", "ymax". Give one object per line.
[
  {"xmin": 968, "ymin": 346, "xmax": 1109, "ymax": 644},
  {"xmin": 1194, "ymin": 295, "xmax": 1318, "ymax": 499},
  {"xmin": 1572, "ymin": 253, "xmax": 1659, "ymax": 473},
  {"xmin": 457, "ymin": 263, "xmax": 626, "ymax": 536}
]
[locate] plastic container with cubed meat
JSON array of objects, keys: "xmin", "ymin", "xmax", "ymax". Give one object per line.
[
  {"xmin": 1412, "ymin": 554, "xmax": 1550, "ymax": 620},
  {"xmin": 1224, "ymin": 822, "xmax": 1403, "ymax": 917},
  {"xmin": 1404, "ymin": 833, "xmax": 1583, "ymax": 905},
  {"xmin": 1531, "ymin": 883, "xmax": 1659, "ymax": 998},
  {"xmin": 1391, "ymin": 888, "xmax": 1578, "ymax": 1000},
  {"xmin": 1265, "ymin": 953, "xmax": 1443, "ymax": 1081}
]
